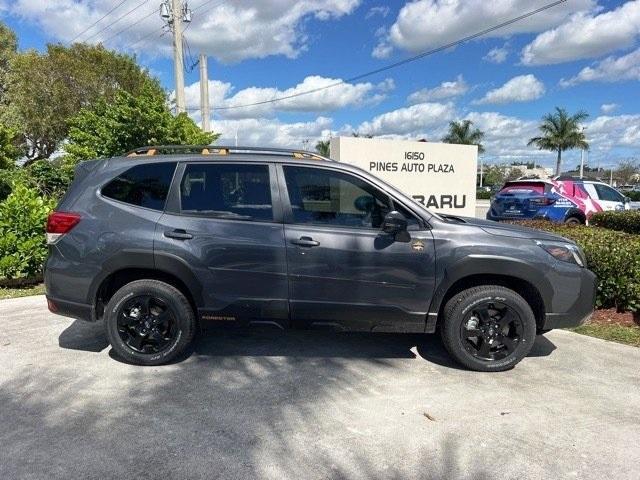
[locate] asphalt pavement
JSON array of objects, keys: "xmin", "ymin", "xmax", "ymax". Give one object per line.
[{"xmin": 1, "ymin": 295, "xmax": 639, "ymax": 480}]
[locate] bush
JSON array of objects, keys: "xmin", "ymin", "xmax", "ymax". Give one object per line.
[
  {"xmin": 590, "ymin": 210, "xmax": 640, "ymax": 235},
  {"xmin": 626, "ymin": 191, "xmax": 640, "ymax": 201},
  {"xmin": 25, "ymin": 159, "xmax": 73, "ymax": 198},
  {"xmin": 476, "ymin": 190, "xmax": 492, "ymax": 200},
  {"xmin": 513, "ymin": 221, "xmax": 640, "ymax": 312},
  {"xmin": 0, "ymin": 183, "xmax": 55, "ymax": 280}
]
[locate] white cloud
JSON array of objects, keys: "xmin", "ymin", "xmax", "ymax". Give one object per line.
[
  {"xmin": 474, "ymin": 75, "xmax": 545, "ymax": 105},
  {"xmin": 586, "ymin": 114, "xmax": 640, "ymax": 150},
  {"xmin": 211, "ymin": 116, "xmax": 334, "ymax": 148},
  {"xmin": 372, "ymin": 41, "xmax": 393, "ymax": 59},
  {"xmin": 183, "ymin": 75, "xmax": 393, "ymax": 119},
  {"xmin": 2, "ymin": 0, "xmax": 361, "ymax": 63},
  {"xmin": 407, "ymin": 75, "xmax": 469, "ymax": 104},
  {"xmin": 357, "ymin": 102, "xmax": 456, "ymax": 137},
  {"xmin": 521, "ymin": 1, "xmax": 640, "ymax": 65},
  {"xmin": 194, "ymin": 106, "xmax": 640, "ymax": 164},
  {"xmin": 601, "ymin": 103, "xmax": 620, "ymax": 114},
  {"xmin": 465, "ymin": 111, "xmax": 542, "ymax": 160},
  {"xmin": 483, "ymin": 44, "xmax": 509, "ymax": 64},
  {"xmin": 365, "ymin": 5, "xmax": 390, "ymax": 19},
  {"xmin": 560, "ymin": 48, "xmax": 640, "ymax": 86},
  {"xmin": 374, "ymin": 0, "xmax": 594, "ymax": 57}
]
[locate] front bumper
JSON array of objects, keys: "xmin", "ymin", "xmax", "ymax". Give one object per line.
[{"xmin": 542, "ymin": 268, "xmax": 597, "ymax": 329}]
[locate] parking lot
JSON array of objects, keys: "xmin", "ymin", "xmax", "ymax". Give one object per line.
[{"xmin": 1, "ymin": 295, "xmax": 639, "ymax": 479}]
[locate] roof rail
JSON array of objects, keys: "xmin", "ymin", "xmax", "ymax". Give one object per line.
[{"xmin": 124, "ymin": 145, "xmax": 331, "ymax": 161}]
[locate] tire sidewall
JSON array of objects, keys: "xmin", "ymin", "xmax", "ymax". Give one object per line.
[
  {"xmin": 443, "ymin": 288, "xmax": 537, "ymax": 372},
  {"xmin": 104, "ymin": 281, "xmax": 194, "ymax": 365}
]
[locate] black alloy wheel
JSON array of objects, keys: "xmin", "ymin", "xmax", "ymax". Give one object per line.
[
  {"xmin": 460, "ymin": 301, "xmax": 523, "ymax": 361},
  {"xmin": 104, "ymin": 279, "xmax": 196, "ymax": 366},
  {"xmin": 441, "ymin": 285, "xmax": 537, "ymax": 372},
  {"xmin": 116, "ymin": 295, "xmax": 177, "ymax": 354}
]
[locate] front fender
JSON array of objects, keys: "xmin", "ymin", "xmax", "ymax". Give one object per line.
[{"xmin": 426, "ymin": 254, "xmax": 553, "ymax": 331}]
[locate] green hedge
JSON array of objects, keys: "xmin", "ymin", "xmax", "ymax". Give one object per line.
[
  {"xmin": 476, "ymin": 190, "xmax": 492, "ymax": 200},
  {"xmin": 0, "ymin": 183, "xmax": 55, "ymax": 280},
  {"xmin": 625, "ymin": 191, "xmax": 640, "ymax": 201},
  {"xmin": 514, "ymin": 220, "xmax": 640, "ymax": 312},
  {"xmin": 590, "ymin": 210, "xmax": 640, "ymax": 235}
]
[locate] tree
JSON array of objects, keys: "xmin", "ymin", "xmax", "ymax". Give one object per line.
[
  {"xmin": 441, "ymin": 120, "xmax": 485, "ymax": 154},
  {"xmin": 505, "ymin": 167, "xmax": 524, "ymax": 182},
  {"xmin": 0, "ymin": 21, "xmax": 17, "ymax": 105},
  {"xmin": 482, "ymin": 165, "xmax": 505, "ymax": 186},
  {"xmin": 614, "ymin": 159, "xmax": 639, "ymax": 185},
  {"xmin": 0, "ymin": 123, "xmax": 21, "ymax": 169},
  {"xmin": 65, "ymin": 80, "xmax": 218, "ymax": 161},
  {"xmin": 527, "ymin": 107, "xmax": 589, "ymax": 176},
  {"xmin": 3, "ymin": 43, "xmax": 160, "ymax": 161},
  {"xmin": 316, "ymin": 139, "xmax": 330, "ymax": 157}
]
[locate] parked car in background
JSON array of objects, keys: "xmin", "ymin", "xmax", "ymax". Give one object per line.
[
  {"xmin": 487, "ymin": 176, "xmax": 630, "ymax": 224},
  {"xmin": 45, "ymin": 146, "xmax": 596, "ymax": 372}
]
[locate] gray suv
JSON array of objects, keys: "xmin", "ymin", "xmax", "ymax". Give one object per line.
[{"xmin": 45, "ymin": 146, "xmax": 596, "ymax": 371}]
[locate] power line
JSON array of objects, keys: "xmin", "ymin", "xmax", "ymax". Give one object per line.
[
  {"xmin": 100, "ymin": 7, "xmax": 159, "ymax": 45},
  {"xmin": 126, "ymin": 0, "xmax": 231, "ymax": 51},
  {"xmin": 185, "ymin": 0, "xmax": 567, "ymax": 112},
  {"xmin": 69, "ymin": 0, "xmax": 130, "ymax": 43},
  {"xmin": 82, "ymin": 0, "xmax": 152, "ymax": 43}
]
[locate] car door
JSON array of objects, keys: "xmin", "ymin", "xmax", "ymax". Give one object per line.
[
  {"xmin": 592, "ymin": 183, "xmax": 628, "ymax": 211},
  {"xmin": 154, "ymin": 162, "xmax": 289, "ymax": 327},
  {"xmin": 279, "ymin": 163, "xmax": 435, "ymax": 333}
]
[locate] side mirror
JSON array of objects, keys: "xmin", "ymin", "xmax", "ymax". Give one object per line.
[
  {"xmin": 624, "ymin": 196, "xmax": 631, "ymax": 204},
  {"xmin": 382, "ymin": 211, "xmax": 408, "ymax": 235}
]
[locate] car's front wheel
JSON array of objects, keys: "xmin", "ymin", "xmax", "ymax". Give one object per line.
[
  {"xmin": 440, "ymin": 285, "xmax": 536, "ymax": 372},
  {"xmin": 104, "ymin": 280, "xmax": 196, "ymax": 365}
]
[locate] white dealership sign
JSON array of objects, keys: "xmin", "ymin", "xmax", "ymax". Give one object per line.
[{"xmin": 330, "ymin": 137, "xmax": 477, "ymax": 217}]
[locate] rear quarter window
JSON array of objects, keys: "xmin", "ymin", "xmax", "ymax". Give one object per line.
[{"xmin": 101, "ymin": 162, "xmax": 177, "ymax": 211}]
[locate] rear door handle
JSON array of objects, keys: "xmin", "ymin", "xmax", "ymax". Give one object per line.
[
  {"xmin": 164, "ymin": 229, "xmax": 193, "ymax": 240},
  {"xmin": 291, "ymin": 236, "xmax": 320, "ymax": 247}
]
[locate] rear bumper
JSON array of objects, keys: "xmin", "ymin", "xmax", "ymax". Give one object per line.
[
  {"xmin": 45, "ymin": 295, "xmax": 95, "ymax": 322},
  {"xmin": 542, "ymin": 268, "xmax": 597, "ymax": 329}
]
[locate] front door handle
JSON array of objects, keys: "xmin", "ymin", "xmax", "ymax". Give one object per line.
[
  {"xmin": 164, "ymin": 229, "xmax": 193, "ymax": 240},
  {"xmin": 291, "ymin": 236, "xmax": 320, "ymax": 247}
]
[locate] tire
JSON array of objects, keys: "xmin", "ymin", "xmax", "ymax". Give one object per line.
[
  {"xmin": 440, "ymin": 285, "xmax": 537, "ymax": 372},
  {"xmin": 564, "ymin": 216, "xmax": 582, "ymax": 225},
  {"xmin": 104, "ymin": 279, "xmax": 196, "ymax": 366}
]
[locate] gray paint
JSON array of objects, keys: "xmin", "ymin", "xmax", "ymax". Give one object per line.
[{"xmin": 45, "ymin": 152, "xmax": 596, "ymax": 333}]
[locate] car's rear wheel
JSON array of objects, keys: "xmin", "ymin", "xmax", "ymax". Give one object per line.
[
  {"xmin": 440, "ymin": 286, "xmax": 536, "ymax": 372},
  {"xmin": 104, "ymin": 280, "xmax": 196, "ymax": 365},
  {"xmin": 564, "ymin": 216, "xmax": 582, "ymax": 225}
]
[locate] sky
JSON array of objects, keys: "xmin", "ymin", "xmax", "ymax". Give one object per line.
[{"xmin": 1, "ymin": 0, "xmax": 639, "ymax": 170}]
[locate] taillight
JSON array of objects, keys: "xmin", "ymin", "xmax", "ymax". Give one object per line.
[
  {"xmin": 530, "ymin": 197, "xmax": 555, "ymax": 206},
  {"xmin": 46, "ymin": 211, "xmax": 81, "ymax": 245}
]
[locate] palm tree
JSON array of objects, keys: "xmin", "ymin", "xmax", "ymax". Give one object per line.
[
  {"xmin": 315, "ymin": 139, "xmax": 330, "ymax": 157},
  {"xmin": 527, "ymin": 107, "xmax": 589, "ymax": 176},
  {"xmin": 441, "ymin": 120, "xmax": 485, "ymax": 154}
]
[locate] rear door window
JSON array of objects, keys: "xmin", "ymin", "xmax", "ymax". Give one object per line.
[
  {"xmin": 101, "ymin": 162, "xmax": 177, "ymax": 211},
  {"xmin": 180, "ymin": 163, "xmax": 273, "ymax": 221}
]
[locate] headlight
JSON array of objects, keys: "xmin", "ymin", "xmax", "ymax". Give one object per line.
[{"xmin": 535, "ymin": 240, "xmax": 585, "ymax": 267}]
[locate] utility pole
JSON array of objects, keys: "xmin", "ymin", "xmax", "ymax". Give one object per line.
[
  {"xmin": 199, "ymin": 54, "xmax": 210, "ymax": 132},
  {"xmin": 161, "ymin": 0, "xmax": 190, "ymax": 113}
]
